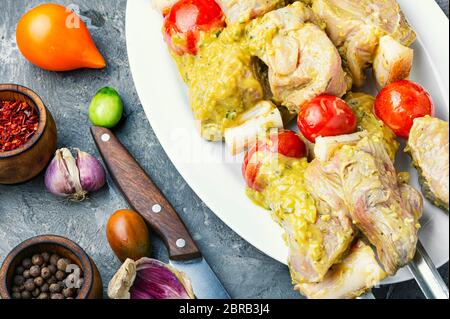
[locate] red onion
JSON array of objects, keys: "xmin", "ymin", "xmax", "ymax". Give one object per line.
[
  {"xmin": 108, "ymin": 258, "xmax": 195, "ymax": 299},
  {"xmin": 44, "ymin": 148, "xmax": 106, "ymax": 201}
]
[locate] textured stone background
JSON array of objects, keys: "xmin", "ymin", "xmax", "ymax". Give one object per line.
[{"xmin": 0, "ymin": 0, "xmax": 448, "ymax": 299}]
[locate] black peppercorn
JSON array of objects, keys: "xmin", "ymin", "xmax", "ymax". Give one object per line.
[
  {"xmin": 62, "ymin": 287, "xmax": 75, "ymax": 298},
  {"xmin": 31, "ymin": 288, "xmax": 41, "ymax": 298},
  {"xmin": 23, "ymin": 270, "xmax": 31, "ymax": 279},
  {"xmin": 41, "ymin": 267, "xmax": 51, "ymax": 279},
  {"xmin": 55, "ymin": 270, "xmax": 66, "ymax": 281},
  {"xmin": 37, "ymin": 292, "xmax": 49, "ymax": 299},
  {"xmin": 34, "ymin": 277, "xmax": 45, "ymax": 287},
  {"xmin": 22, "ymin": 258, "xmax": 32, "ymax": 269},
  {"xmin": 57, "ymin": 258, "xmax": 70, "ymax": 272},
  {"xmin": 32, "ymin": 288, "xmax": 41, "ymax": 298},
  {"xmin": 13, "ymin": 275, "xmax": 25, "ymax": 286},
  {"xmin": 21, "ymin": 291, "xmax": 31, "ymax": 299},
  {"xmin": 15, "ymin": 266, "xmax": 25, "ymax": 275},
  {"xmin": 32, "ymin": 254, "xmax": 44, "ymax": 266},
  {"xmin": 11, "ymin": 251, "xmax": 83, "ymax": 299},
  {"xmin": 47, "ymin": 276, "xmax": 57, "ymax": 285},
  {"xmin": 49, "ymin": 254, "xmax": 60, "ymax": 266},
  {"xmin": 29, "ymin": 265, "xmax": 41, "ymax": 278},
  {"xmin": 49, "ymin": 283, "xmax": 62, "ymax": 294},
  {"xmin": 48, "ymin": 264, "xmax": 57, "ymax": 275},
  {"xmin": 41, "ymin": 252, "xmax": 50, "ymax": 263},
  {"xmin": 24, "ymin": 278, "xmax": 35, "ymax": 292},
  {"xmin": 41, "ymin": 283, "xmax": 49, "ymax": 293},
  {"xmin": 12, "ymin": 292, "xmax": 21, "ymax": 299}
]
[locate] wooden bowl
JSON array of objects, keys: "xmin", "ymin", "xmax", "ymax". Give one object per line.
[
  {"xmin": 0, "ymin": 84, "xmax": 57, "ymax": 184},
  {"xmin": 0, "ymin": 235, "xmax": 103, "ymax": 299}
]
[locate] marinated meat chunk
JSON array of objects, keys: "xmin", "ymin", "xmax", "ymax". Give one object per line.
[
  {"xmin": 171, "ymin": 25, "xmax": 265, "ymax": 141},
  {"xmin": 309, "ymin": 135, "xmax": 422, "ymax": 275},
  {"xmin": 246, "ymin": 1, "xmax": 351, "ymax": 112},
  {"xmin": 373, "ymin": 35, "xmax": 414, "ymax": 87},
  {"xmin": 297, "ymin": 240, "xmax": 387, "ymax": 299},
  {"xmin": 216, "ymin": 0, "xmax": 286, "ymax": 24},
  {"xmin": 247, "ymin": 154, "xmax": 354, "ymax": 283},
  {"xmin": 407, "ymin": 116, "xmax": 449, "ymax": 211},
  {"xmin": 311, "ymin": 0, "xmax": 416, "ymax": 87}
]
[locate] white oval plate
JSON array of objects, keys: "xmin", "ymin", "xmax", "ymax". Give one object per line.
[{"xmin": 126, "ymin": 0, "xmax": 449, "ymax": 284}]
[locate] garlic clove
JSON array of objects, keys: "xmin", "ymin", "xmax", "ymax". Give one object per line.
[
  {"xmin": 44, "ymin": 148, "xmax": 77, "ymax": 197},
  {"xmin": 60, "ymin": 148, "xmax": 86, "ymax": 201},
  {"xmin": 76, "ymin": 149, "xmax": 106, "ymax": 193}
]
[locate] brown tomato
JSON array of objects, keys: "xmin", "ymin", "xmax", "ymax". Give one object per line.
[{"xmin": 106, "ymin": 209, "xmax": 151, "ymax": 262}]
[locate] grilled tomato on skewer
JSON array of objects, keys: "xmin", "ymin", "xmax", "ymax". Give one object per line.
[
  {"xmin": 374, "ymin": 80, "xmax": 434, "ymax": 138},
  {"xmin": 163, "ymin": 0, "xmax": 226, "ymax": 55},
  {"xmin": 297, "ymin": 95, "xmax": 357, "ymax": 143},
  {"xmin": 242, "ymin": 130, "xmax": 307, "ymax": 191}
]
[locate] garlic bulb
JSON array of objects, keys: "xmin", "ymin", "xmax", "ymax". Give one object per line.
[{"xmin": 44, "ymin": 148, "xmax": 106, "ymax": 201}]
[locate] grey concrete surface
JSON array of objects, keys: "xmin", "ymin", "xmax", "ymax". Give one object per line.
[{"xmin": 0, "ymin": 0, "xmax": 448, "ymax": 299}]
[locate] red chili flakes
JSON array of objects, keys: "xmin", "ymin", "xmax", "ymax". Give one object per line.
[{"xmin": 0, "ymin": 100, "xmax": 39, "ymax": 152}]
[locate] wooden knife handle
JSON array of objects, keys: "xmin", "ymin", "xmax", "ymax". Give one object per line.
[{"xmin": 91, "ymin": 126, "xmax": 201, "ymax": 261}]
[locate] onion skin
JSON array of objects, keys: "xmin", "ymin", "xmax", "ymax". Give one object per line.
[
  {"xmin": 131, "ymin": 258, "xmax": 195, "ymax": 299},
  {"xmin": 106, "ymin": 210, "xmax": 151, "ymax": 262},
  {"xmin": 76, "ymin": 149, "xmax": 106, "ymax": 192},
  {"xmin": 107, "ymin": 258, "xmax": 195, "ymax": 299}
]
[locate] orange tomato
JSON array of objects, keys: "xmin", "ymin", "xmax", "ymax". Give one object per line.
[{"xmin": 16, "ymin": 3, "xmax": 106, "ymax": 71}]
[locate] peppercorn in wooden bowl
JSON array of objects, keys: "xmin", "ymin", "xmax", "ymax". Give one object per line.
[
  {"xmin": 0, "ymin": 84, "xmax": 57, "ymax": 184},
  {"xmin": 0, "ymin": 235, "xmax": 103, "ymax": 299}
]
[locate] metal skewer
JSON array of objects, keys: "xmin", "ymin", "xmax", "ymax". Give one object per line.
[
  {"xmin": 358, "ymin": 292, "xmax": 376, "ymax": 299},
  {"xmin": 408, "ymin": 240, "xmax": 449, "ymax": 299},
  {"xmin": 359, "ymin": 236, "xmax": 448, "ymax": 300}
]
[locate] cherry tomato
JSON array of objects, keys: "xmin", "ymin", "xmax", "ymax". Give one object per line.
[
  {"xmin": 163, "ymin": 0, "xmax": 225, "ymax": 55},
  {"xmin": 242, "ymin": 130, "xmax": 307, "ymax": 191},
  {"xmin": 297, "ymin": 95, "xmax": 357, "ymax": 143},
  {"xmin": 106, "ymin": 209, "xmax": 151, "ymax": 262},
  {"xmin": 242, "ymin": 141, "xmax": 267, "ymax": 191},
  {"xmin": 374, "ymin": 80, "xmax": 434, "ymax": 138},
  {"xmin": 266, "ymin": 130, "xmax": 307, "ymax": 158},
  {"xmin": 16, "ymin": 3, "xmax": 106, "ymax": 71}
]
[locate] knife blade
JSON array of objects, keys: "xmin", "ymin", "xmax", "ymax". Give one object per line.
[
  {"xmin": 91, "ymin": 126, "xmax": 230, "ymax": 299},
  {"xmin": 170, "ymin": 258, "xmax": 230, "ymax": 299}
]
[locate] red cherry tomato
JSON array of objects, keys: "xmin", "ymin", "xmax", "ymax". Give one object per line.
[
  {"xmin": 242, "ymin": 130, "xmax": 307, "ymax": 191},
  {"xmin": 163, "ymin": 0, "xmax": 225, "ymax": 55},
  {"xmin": 242, "ymin": 141, "xmax": 267, "ymax": 191},
  {"xmin": 374, "ymin": 80, "xmax": 434, "ymax": 138},
  {"xmin": 297, "ymin": 95, "xmax": 357, "ymax": 143},
  {"xmin": 266, "ymin": 130, "xmax": 307, "ymax": 158}
]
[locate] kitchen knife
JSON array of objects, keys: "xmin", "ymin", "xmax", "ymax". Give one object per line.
[{"xmin": 91, "ymin": 126, "xmax": 230, "ymax": 299}]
